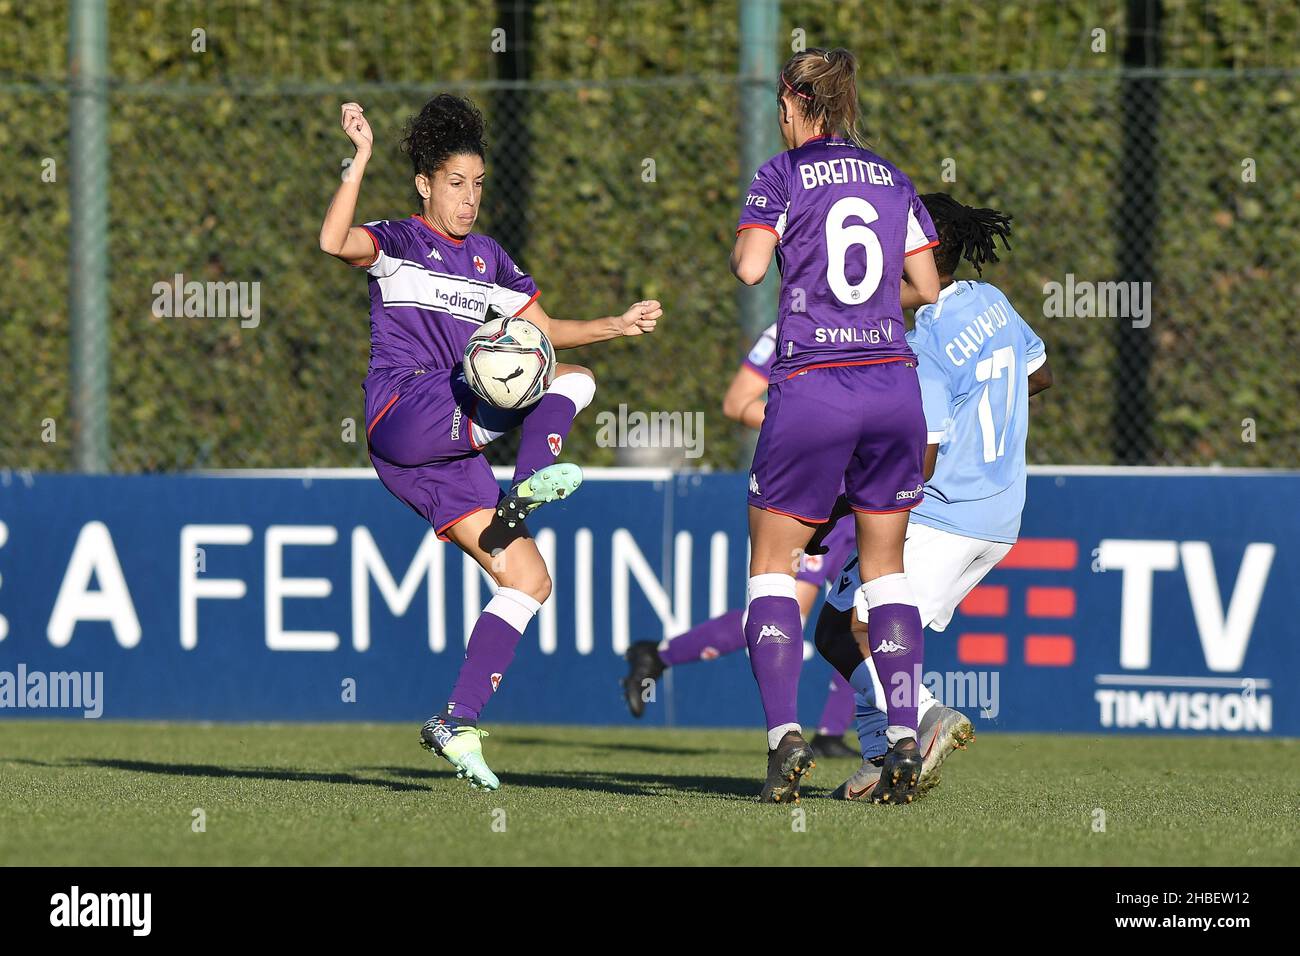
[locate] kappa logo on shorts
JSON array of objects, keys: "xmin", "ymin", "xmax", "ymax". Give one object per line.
[
  {"xmin": 547, "ymin": 433, "xmax": 563, "ymax": 456},
  {"xmin": 756, "ymin": 624, "xmax": 791, "ymax": 645},
  {"xmin": 749, "ymin": 473, "xmax": 761, "ymax": 495},
  {"xmin": 873, "ymin": 639, "xmax": 908, "ymax": 654},
  {"xmin": 451, "ymin": 405, "xmax": 463, "ymax": 441},
  {"xmin": 895, "ymin": 483, "xmax": 924, "ymax": 501},
  {"xmin": 489, "ymin": 673, "xmax": 503, "ymax": 692},
  {"xmin": 802, "ymin": 554, "xmax": 823, "ymax": 573}
]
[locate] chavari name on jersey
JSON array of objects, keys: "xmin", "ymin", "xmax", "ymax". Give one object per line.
[
  {"xmin": 736, "ymin": 136, "xmax": 938, "ymax": 382},
  {"xmin": 360, "ymin": 215, "xmax": 540, "ymax": 374},
  {"xmin": 909, "ymin": 280, "xmax": 1047, "ymax": 544}
]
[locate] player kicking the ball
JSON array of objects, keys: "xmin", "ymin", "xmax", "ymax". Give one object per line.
[
  {"xmin": 320, "ymin": 95, "xmax": 661, "ymax": 790},
  {"xmin": 812, "ymin": 193, "xmax": 1054, "ymax": 801},
  {"xmin": 730, "ymin": 48, "xmax": 941, "ymax": 803},
  {"xmin": 622, "ymin": 321, "xmax": 861, "ymax": 759}
]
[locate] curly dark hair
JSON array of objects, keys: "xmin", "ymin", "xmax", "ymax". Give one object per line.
[
  {"xmin": 920, "ymin": 192, "xmax": 1013, "ymax": 277},
  {"xmin": 400, "ymin": 94, "xmax": 486, "ymax": 194}
]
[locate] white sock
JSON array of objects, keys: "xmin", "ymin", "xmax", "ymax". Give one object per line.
[
  {"xmin": 547, "ymin": 372, "xmax": 596, "ymax": 412},
  {"xmin": 482, "ymin": 587, "xmax": 542, "ymax": 632},
  {"xmin": 767, "ymin": 722, "xmax": 800, "ymax": 751},
  {"xmin": 848, "ymin": 657, "xmax": 885, "ymax": 706}
]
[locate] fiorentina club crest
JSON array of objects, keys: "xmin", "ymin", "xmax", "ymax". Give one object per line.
[
  {"xmin": 473, "ymin": 255, "xmax": 487, "ymax": 274},
  {"xmin": 547, "ymin": 433, "xmax": 563, "ymax": 455},
  {"xmin": 489, "ymin": 673, "xmax": 503, "ymax": 692}
]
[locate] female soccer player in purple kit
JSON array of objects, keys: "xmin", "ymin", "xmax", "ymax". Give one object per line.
[
  {"xmin": 621, "ymin": 321, "xmax": 862, "ymax": 758},
  {"xmin": 320, "ymin": 96, "xmax": 661, "ymax": 790},
  {"xmin": 731, "ymin": 49, "xmax": 941, "ymax": 803}
]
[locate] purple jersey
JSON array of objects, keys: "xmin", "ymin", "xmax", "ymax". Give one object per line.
[
  {"xmin": 360, "ymin": 215, "xmax": 539, "ymax": 373},
  {"xmin": 736, "ymin": 136, "xmax": 938, "ymax": 381}
]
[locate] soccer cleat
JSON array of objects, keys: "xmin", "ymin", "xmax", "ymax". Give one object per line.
[
  {"xmin": 804, "ymin": 494, "xmax": 852, "ymax": 555},
  {"xmin": 916, "ymin": 705, "xmax": 975, "ymax": 795},
  {"xmin": 871, "ymin": 737, "xmax": 922, "ymax": 805},
  {"xmin": 758, "ymin": 731, "xmax": 816, "ymax": 804},
  {"xmin": 830, "ymin": 754, "xmax": 887, "ymax": 801},
  {"xmin": 810, "ymin": 732, "xmax": 859, "ymax": 759},
  {"xmin": 497, "ymin": 463, "xmax": 583, "ymax": 528},
  {"xmin": 621, "ymin": 640, "xmax": 666, "ymax": 719},
  {"xmin": 419, "ymin": 716, "xmax": 500, "ymax": 791}
]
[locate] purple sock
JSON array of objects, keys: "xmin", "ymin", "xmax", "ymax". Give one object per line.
[
  {"xmin": 512, "ymin": 374, "xmax": 594, "ymax": 484},
  {"xmin": 816, "ymin": 670, "xmax": 855, "ymax": 736},
  {"xmin": 445, "ymin": 588, "xmax": 539, "ymax": 721},
  {"xmin": 860, "ymin": 574, "xmax": 924, "ymax": 740},
  {"xmin": 744, "ymin": 575, "xmax": 804, "ymax": 737},
  {"xmin": 659, "ymin": 609, "xmax": 745, "ymax": 666}
]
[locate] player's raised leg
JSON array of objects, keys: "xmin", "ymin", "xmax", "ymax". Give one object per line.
[
  {"xmin": 497, "ymin": 364, "xmax": 595, "ymax": 528},
  {"xmin": 420, "ymin": 509, "xmax": 551, "ymax": 790}
]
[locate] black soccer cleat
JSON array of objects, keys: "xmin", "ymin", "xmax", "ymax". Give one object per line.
[
  {"xmin": 804, "ymin": 494, "xmax": 853, "ymax": 555},
  {"xmin": 810, "ymin": 732, "xmax": 859, "ymax": 759},
  {"xmin": 871, "ymin": 737, "xmax": 923, "ymax": 805},
  {"xmin": 621, "ymin": 640, "xmax": 666, "ymax": 718},
  {"xmin": 758, "ymin": 731, "xmax": 816, "ymax": 804}
]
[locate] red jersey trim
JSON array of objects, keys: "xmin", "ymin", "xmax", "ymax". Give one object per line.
[
  {"xmin": 511, "ymin": 290, "xmax": 542, "ymax": 317},
  {"xmin": 350, "ymin": 226, "xmax": 380, "ymax": 268},
  {"xmin": 436, "ymin": 507, "xmax": 490, "ymax": 542},
  {"xmin": 749, "ymin": 502, "xmax": 830, "ymax": 525},
  {"xmin": 905, "ymin": 238, "xmax": 940, "ymax": 257},
  {"xmin": 736, "ymin": 223, "xmax": 781, "ymax": 238},
  {"xmin": 411, "ymin": 214, "xmax": 467, "ymax": 246},
  {"xmin": 366, "ymin": 394, "xmax": 400, "ymax": 437},
  {"xmin": 850, "ymin": 499, "xmax": 923, "ymax": 515},
  {"xmin": 784, "ymin": 356, "xmax": 910, "ymax": 380}
]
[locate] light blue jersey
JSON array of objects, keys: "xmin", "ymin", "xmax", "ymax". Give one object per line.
[{"xmin": 907, "ymin": 280, "xmax": 1045, "ymax": 544}]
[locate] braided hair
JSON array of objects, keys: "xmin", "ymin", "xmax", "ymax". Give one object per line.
[{"xmin": 920, "ymin": 193, "xmax": 1013, "ymax": 277}]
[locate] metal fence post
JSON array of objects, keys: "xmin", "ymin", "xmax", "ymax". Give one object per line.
[
  {"xmin": 69, "ymin": 0, "xmax": 110, "ymax": 472},
  {"xmin": 737, "ymin": 0, "xmax": 780, "ymax": 467}
]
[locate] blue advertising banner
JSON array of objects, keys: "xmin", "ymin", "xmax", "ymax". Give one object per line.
[{"xmin": 0, "ymin": 469, "xmax": 1294, "ymax": 735}]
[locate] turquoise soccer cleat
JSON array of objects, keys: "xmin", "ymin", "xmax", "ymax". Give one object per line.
[
  {"xmin": 420, "ymin": 717, "xmax": 500, "ymax": 791},
  {"xmin": 497, "ymin": 462, "xmax": 583, "ymax": 528}
]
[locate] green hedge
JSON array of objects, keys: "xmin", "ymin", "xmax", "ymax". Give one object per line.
[{"xmin": 1, "ymin": 0, "xmax": 1296, "ymax": 470}]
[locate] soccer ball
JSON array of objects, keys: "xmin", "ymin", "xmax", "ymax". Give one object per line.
[{"xmin": 463, "ymin": 316, "xmax": 556, "ymax": 409}]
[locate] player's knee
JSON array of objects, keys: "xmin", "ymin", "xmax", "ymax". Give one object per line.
[
  {"xmin": 499, "ymin": 566, "xmax": 551, "ymax": 605},
  {"xmin": 814, "ymin": 604, "xmax": 860, "ymax": 682},
  {"xmin": 550, "ymin": 365, "xmax": 597, "ymax": 412},
  {"xmin": 556, "ymin": 363, "xmax": 594, "ymax": 382}
]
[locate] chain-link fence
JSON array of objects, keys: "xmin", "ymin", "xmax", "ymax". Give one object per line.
[{"xmin": 2, "ymin": 0, "xmax": 1297, "ymax": 472}]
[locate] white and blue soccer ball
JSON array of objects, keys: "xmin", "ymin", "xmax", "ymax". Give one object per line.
[{"xmin": 463, "ymin": 316, "xmax": 556, "ymax": 410}]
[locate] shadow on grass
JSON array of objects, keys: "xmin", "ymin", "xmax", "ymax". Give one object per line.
[
  {"xmin": 17, "ymin": 756, "xmax": 763, "ymax": 801},
  {"xmin": 65, "ymin": 758, "xmax": 435, "ymax": 793},
  {"xmin": 492, "ymin": 734, "xmax": 754, "ymax": 757}
]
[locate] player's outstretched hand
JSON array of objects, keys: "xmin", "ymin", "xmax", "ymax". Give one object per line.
[
  {"xmin": 340, "ymin": 102, "xmax": 373, "ymax": 156},
  {"xmin": 614, "ymin": 299, "xmax": 662, "ymax": 337}
]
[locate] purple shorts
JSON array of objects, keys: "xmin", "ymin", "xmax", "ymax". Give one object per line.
[
  {"xmin": 748, "ymin": 360, "xmax": 926, "ymax": 521},
  {"xmin": 796, "ymin": 514, "xmax": 855, "ymax": 586},
  {"xmin": 365, "ymin": 366, "xmax": 522, "ymax": 540}
]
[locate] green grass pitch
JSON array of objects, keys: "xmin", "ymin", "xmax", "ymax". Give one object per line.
[{"xmin": 2, "ymin": 722, "xmax": 1296, "ymax": 866}]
